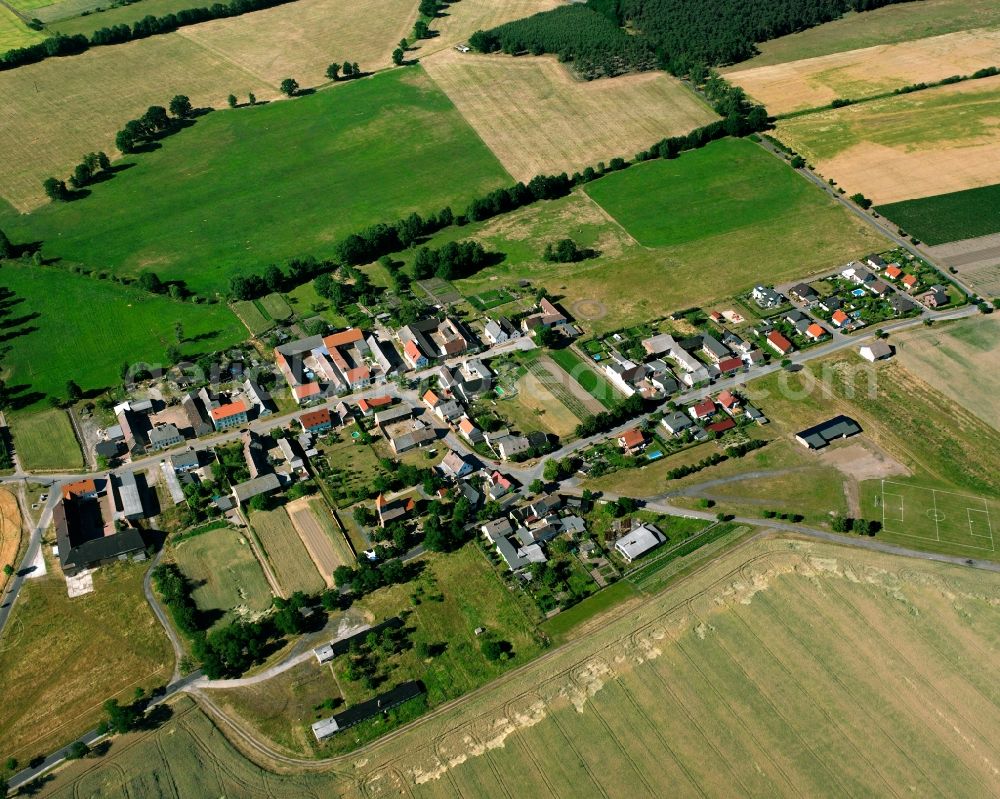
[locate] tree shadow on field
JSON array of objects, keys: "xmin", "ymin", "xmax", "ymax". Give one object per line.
[{"xmin": 86, "ymin": 162, "xmax": 136, "ymax": 187}]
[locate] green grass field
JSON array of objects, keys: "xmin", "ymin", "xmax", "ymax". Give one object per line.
[
  {"xmin": 548, "ymin": 346, "xmax": 617, "ymax": 409},
  {"xmin": 584, "ymin": 138, "xmax": 841, "ymax": 248},
  {"xmin": 171, "ymin": 526, "xmax": 273, "ymax": 628},
  {"xmin": 259, "ymin": 292, "xmax": 293, "ymax": 320},
  {"xmin": 8, "ymin": 408, "xmax": 83, "ymax": 470},
  {"xmin": 878, "ymin": 183, "xmax": 1000, "ymax": 244},
  {"xmin": 0, "ymin": 67, "xmax": 511, "ymax": 297},
  {"xmin": 0, "ymin": 5, "xmax": 47, "ymax": 50},
  {"xmin": 231, "ymin": 298, "xmax": 273, "ymax": 335},
  {"xmin": 0, "ymin": 262, "xmax": 245, "ymax": 404},
  {"xmin": 48, "ymin": 0, "xmax": 204, "ymax": 35}
]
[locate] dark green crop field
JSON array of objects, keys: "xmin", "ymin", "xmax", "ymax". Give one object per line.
[
  {"xmin": 0, "ymin": 66, "xmax": 511, "ymax": 297},
  {"xmin": 878, "ymin": 183, "xmax": 1000, "ymax": 245}
]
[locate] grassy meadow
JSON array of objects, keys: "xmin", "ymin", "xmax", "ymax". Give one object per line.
[
  {"xmin": 0, "ymin": 67, "xmax": 511, "ymax": 294},
  {"xmin": 170, "ymin": 526, "xmax": 273, "ymax": 628},
  {"xmin": 0, "ymin": 5, "xmax": 47, "ymax": 50},
  {"xmin": 36, "ymin": 539, "xmax": 1000, "ymax": 797},
  {"xmin": 0, "ymin": 262, "xmax": 245, "ymax": 405},
  {"xmin": 8, "ymin": 408, "xmax": 83, "ymax": 470}
]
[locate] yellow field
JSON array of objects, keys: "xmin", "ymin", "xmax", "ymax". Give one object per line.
[
  {"xmin": 285, "ymin": 497, "xmax": 352, "ymax": 588},
  {"xmin": 177, "ymin": 0, "xmax": 419, "ymax": 88},
  {"xmin": 34, "ymin": 537, "xmax": 1000, "ymax": 798},
  {"xmin": 0, "ymin": 488, "xmax": 22, "ymax": 594},
  {"xmin": 425, "ymin": 50, "xmax": 718, "ymax": 181},
  {"xmin": 893, "ymin": 314, "xmax": 1000, "ymax": 431},
  {"xmin": 729, "ymin": 27, "xmax": 1000, "ymax": 114},
  {"xmin": 249, "ymin": 507, "xmax": 326, "ymax": 596},
  {"xmin": 775, "ymin": 75, "xmax": 1000, "ymax": 203},
  {"xmin": 0, "ymin": 559, "xmax": 173, "ymax": 760},
  {"xmin": 0, "ymin": 34, "xmax": 269, "ymax": 211}
]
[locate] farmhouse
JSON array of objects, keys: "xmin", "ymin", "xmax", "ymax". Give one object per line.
[
  {"xmin": 374, "ymin": 404, "xmax": 412, "ymax": 429},
  {"xmin": 243, "ymin": 378, "xmax": 274, "ymax": 417},
  {"xmin": 398, "ymin": 317, "xmax": 470, "ymax": 364},
  {"xmin": 640, "ymin": 333, "xmax": 709, "ymax": 386},
  {"xmin": 181, "ymin": 392, "xmax": 213, "ymax": 437},
  {"xmin": 521, "ymin": 297, "xmax": 568, "ymax": 332},
  {"xmin": 170, "ymin": 449, "xmax": 200, "ymax": 472},
  {"xmin": 54, "ymin": 479, "xmax": 147, "ymax": 577},
  {"xmin": 357, "ymin": 395, "xmax": 392, "ymax": 416},
  {"xmin": 299, "ymin": 408, "xmax": 333, "ymax": 434},
  {"xmin": 492, "ymin": 434, "xmax": 530, "ymax": 461},
  {"xmin": 483, "ymin": 316, "xmax": 519, "ymax": 345},
  {"xmin": 795, "ymin": 415, "xmax": 862, "ymax": 449},
  {"xmin": 275, "ymin": 328, "xmax": 375, "ymax": 403},
  {"xmin": 615, "ymin": 523, "xmax": 665, "ymax": 563},
  {"xmin": 716, "ymin": 356, "xmax": 744, "ymax": 375},
  {"xmin": 312, "ymin": 682, "xmax": 425, "ymax": 741},
  {"xmin": 375, "ymin": 493, "xmax": 416, "ymax": 526},
  {"xmin": 210, "ymin": 401, "xmax": 248, "ymax": 431},
  {"xmin": 232, "ymin": 473, "xmax": 282, "ymax": 506},
  {"xmin": 859, "ymin": 340, "xmax": 894, "ymax": 362},
  {"xmin": 148, "ymin": 424, "xmax": 183, "ymax": 451},
  {"xmin": 384, "ymin": 418, "xmax": 436, "ymax": 454}
]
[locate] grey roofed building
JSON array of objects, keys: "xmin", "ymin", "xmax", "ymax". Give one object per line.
[
  {"xmin": 181, "ymin": 392, "xmax": 213, "ymax": 437},
  {"xmin": 751, "ymin": 285, "xmax": 782, "ymax": 308},
  {"xmin": 660, "ymin": 410, "xmax": 694, "ymax": 435},
  {"xmin": 560, "ymin": 515, "xmax": 587, "ymax": 534},
  {"xmin": 859, "ymin": 340, "xmax": 893, "ymax": 362},
  {"xmin": 794, "ymin": 318, "xmax": 812, "ymax": 335},
  {"xmin": 243, "ymin": 378, "xmax": 274, "ymax": 416},
  {"xmin": 615, "ymin": 523, "xmax": 665, "ymax": 563},
  {"xmin": 233, "ymin": 473, "xmax": 282, "ymax": 505},
  {"xmin": 386, "ymin": 419, "xmax": 437, "ymax": 453},
  {"xmin": 495, "ymin": 536, "xmax": 530, "ymax": 570},
  {"xmin": 482, "ymin": 517, "xmax": 514, "ymax": 543},
  {"xmin": 888, "ymin": 293, "xmax": 918, "ymax": 314},
  {"xmin": 795, "ymin": 415, "xmax": 862, "ymax": 449},
  {"xmin": 170, "ymin": 449, "xmax": 200, "ymax": 471},
  {"xmin": 374, "ymin": 404, "xmax": 412, "ymax": 428},
  {"xmin": 528, "ymin": 493, "xmax": 562, "ymax": 518},
  {"xmin": 789, "ymin": 283, "xmax": 817, "ymax": 301},
  {"xmin": 105, "ymin": 424, "xmax": 125, "ymax": 442},
  {"xmin": 311, "ymin": 717, "xmax": 341, "ymax": 741},
  {"xmin": 95, "ymin": 439, "xmax": 123, "ymax": 460},
  {"xmin": 458, "ymin": 480, "xmax": 481, "ymax": 506},
  {"xmin": 148, "ymin": 424, "xmax": 183, "ymax": 451},
  {"xmin": 114, "ymin": 470, "xmax": 145, "ymax": 519},
  {"xmin": 866, "ymin": 253, "xmax": 886, "ymax": 269},
  {"xmin": 744, "ymin": 405, "xmax": 768, "ymax": 424},
  {"xmin": 493, "ymin": 434, "xmax": 530, "ymax": 460},
  {"xmin": 701, "ymin": 334, "xmax": 730, "ymax": 361},
  {"xmin": 785, "ymin": 309, "xmax": 807, "ymax": 324},
  {"xmin": 517, "ymin": 520, "xmax": 560, "ymax": 546},
  {"xmin": 366, "ymin": 334, "xmax": 396, "ymax": 375}
]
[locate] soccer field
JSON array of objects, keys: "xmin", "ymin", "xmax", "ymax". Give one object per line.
[{"xmin": 878, "ymin": 480, "xmax": 995, "ymax": 552}]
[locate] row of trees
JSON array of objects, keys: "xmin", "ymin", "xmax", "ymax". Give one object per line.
[
  {"xmin": 227, "ymin": 255, "xmax": 330, "ymax": 300},
  {"xmin": 334, "ymin": 206, "xmax": 454, "ymax": 266},
  {"xmin": 542, "ymin": 238, "xmax": 593, "ymax": 263},
  {"xmin": 831, "ymin": 516, "xmax": 881, "ymax": 536},
  {"xmin": 574, "ymin": 393, "xmax": 647, "ymax": 438},
  {"xmin": 412, "ymin": 240, "xmax": 491, "ymax": 281},
  {"xmin": 1, "ymin": 0, "xmax": 300, "ymax": 70},
  {"xmin": 325, "ymin": 60, "xmax": 362, "ymax": 81},
  {"xmin": 42, "ymin": 150, "xmax": 112, "ymax": 201},
  {"xmin": 115, "ymin": 97, "xmax": 192, "ymax": 155}
]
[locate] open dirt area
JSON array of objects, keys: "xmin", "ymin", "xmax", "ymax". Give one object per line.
[
  {"xmin": 775, "ymin": 75, "xmax": 1000, "ymax": 203},
  {"xmin": 927, "ymin": 233, "xmax": 1000, "ymax": 296},
  {"xmin": 506, "ymin": 370, "xmax": 582, "ymax": 438},
  {"xmin": 819, "ymin": 440, "xmax": 911, "ymax": 482},
  {"xmin": 0, "ymin": 488, "xmax": 22, "ymax": 594},
  {"xmin": 728, "ymin": 27, "xmax": 1000, "ymax": 115},
  {"xmin": 892, "ymin": 314, "xmax": 1000, "ymax": 430},
  {"xmin": 285, "ymin": 497, "xmax": 349, "ymax": 588},
  {"xmin": 177, "ymin": 0, "xmax": 419, "ymax": 89},
  {"xmin": 0, "ymin": 35, "xmax": 271, "ymax": 211},
  {"xmin": 35, "ymin": 537, "xmax": 1000, "ymax": 798},
  {"xmin": 423, "ymin": 50, "xmax": 718, "ymax": 181}
]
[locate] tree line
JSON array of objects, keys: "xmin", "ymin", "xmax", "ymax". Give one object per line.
[
  {"xmin": 1, "ymin": 0, "xmax": 301, "ymax": 70},
  {"xmin": 470, "ymin": 0, "xmax": 917, "ymax": 77},
  {"xmin": 575, "ymin": 393, "xmax": 647, "ymax": 438},
  {"xmin": 412, "ymin": 240, "xmax": 491, "ymax": 281},
  {"xmin": 228, "ymin": 255, "xmax": 330, "ymax": 300}
]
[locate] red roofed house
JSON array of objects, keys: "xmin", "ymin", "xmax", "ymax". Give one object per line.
[
  {"xmin": 766, "ymin": 330, "xmax": 794, "ymax": 356},
  {"xmin": 707, "ymin": 418, "xmax": 736, "ymax": 435},
  {"xmin": 617, "ymin": 427, "xmax": 647, "ymax": 454},
  {"xmin": 457, "ymin": 415, "xmax": 483, "ymax": 445},
  {"xmin": 717, "ymin": 356, "xmax": 743, "ymax": 375},
  {"xmin": 689, "ymin": 397, "xmax": 715, "ymax": 420},
  {"xmin": 357, "ymin": 395, "xmax": 392, "ymax": 416},
  {"xmin": 486, "ymin": 471, "xmax": 514, "ymax": 500},
  {"xmin": 885, "ymin": 264, "xmax": 902, "ymax": 280},
  {"xmin": 210, "ymin": 400, "xmax": 248, "ymax": 431},
  {"xmin": 422, "ymin": 389, "xmax": 441, "ymax": 410},
  {"xmin": 403, "ymin": 339, "xmax": 428, "ymax": 369},
  {"xmin": 709, "ymin": 311, "xmax": 723, "ymax": 323},
  {"xmin": 293, "ymin": 382, "xmax": 322, "ymax": 405},
  {"xmin": 805, "ymin": 323, "xmax": 827, "ymax": 341},
  {"xmin": 831, "ymin": 309, "xmax": 849, "ymax": 328},
  {"xmin": 902, "ymin": 274, "xmax": 918, "ymax": 290},
  {"xmin": 299, "ymin": 407, "xmax": 332, "ymax": 434},
  {"xmin": 716, "ymin": 390, "xmax": 740, "ymax": 414},
  {"xmin": 62, "ymin": 478, "xmax": 98, "ymax": 500}
]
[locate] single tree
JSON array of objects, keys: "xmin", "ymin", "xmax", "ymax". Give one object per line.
[
  {"xmin": 342, "ymin": 61, "xmax": 353, "ymax": 77},
  {"xmin": 227, "ymin": 94, "xmax": 238, "ymax": 108},
  {"xmin": 66, "ymin": 741, "xmax": 90, "ymax": 760},
  {"xmin": 136, "ymin": 270, "xmax": 163, "ymax": 294},
  {"xmin": 325, "ymin": 62, "xmax": 340, "ymax": 81},
  {"xmin": 398, "ymin": 37, "xmax": 408, "ymax": 49},
  {"xmin": 96, "ymin": 150, "xmax": 112, "ymax": 171},
  {"xmin": 247, "ymin": 91, "xmax": 257, "ymax": 105},
  {"xmin": 279, "ymin": 78, "xmax": 299, "ymax": 96},
  {"xmin": 392, "ymin": 47, "xmax": 404, "ymax": 66},
  {"xmin": 42, "ymin": 177, "xmax": 69, "ymax": 202},
  {"xmin": 169, "ymin": 94, "xmax": 193, "ymax": 118},
  {"xmin": 65, "ymin": 380, "xmax": 83, "ymax": 402},
  {"xmin": 3, "ymin": 564, "xmax": 13, "ymax": 577},
  {"xmin": 115, "ymin": 128, "xmax": 136, "ymax": 154},
  {"xmin": 174, "ymin": 321, "xmax": 184, "ymax": 343},
  {"xmin": 413, "ymin": 19, "xmax": 429, "ymax": 38},
  {"xmin": 101, "ymin": 699, "xmax": 138, "ymax": 734},
  {"xmin": 351, "ymin": 62, "xmax": 360, "ymax": 76}
]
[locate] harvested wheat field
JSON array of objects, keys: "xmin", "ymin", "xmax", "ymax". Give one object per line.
[
  {"xmin": 0, "ymin": 488, "xmax": 21, "ymax": 594},
  {"xmin": 285, "ymin": 497, "xmax": 352, "ymax": 587},
  {"xmin": 0, "ymin": 35, "xmax": 270, "ymax": 211},
  {"xmin": 177, "ymin": 0, "xmax": 419, "ymax": 88},
  {"xmin": 893, "ymin": 314, "xmax": 1000, "ymax": 431},
  {"xmin": 37, "ymin": 537, "xmax": 1000, "ymax": 797},
  {"xmin": 728, "ymin": 27, "xmax": 1000, "ymax": 115},
  {"xmin": 424, "ymin": 51, "xmax": 717, "ymax": 181},
  {"xmin": 249, "ymin": 507, "xmax": 325, "ymax": 596},
  {"xmin": 775, "ymin": 74, "xmax": 1000, "ymax": 203}
]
